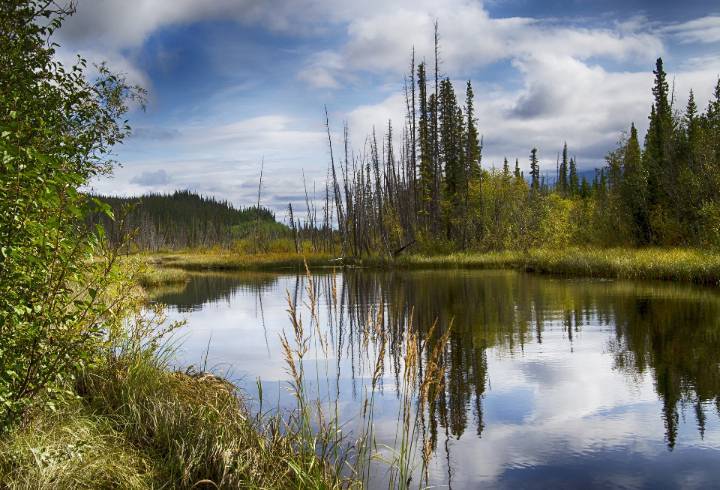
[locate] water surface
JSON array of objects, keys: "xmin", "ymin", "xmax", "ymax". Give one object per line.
[{"xmin": 153, "ymin": 269, "xmax": 720, "ymax": 489}]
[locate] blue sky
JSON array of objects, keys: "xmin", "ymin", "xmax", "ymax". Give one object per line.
[{"xmin": 56, "ymin": 0, "xmax": 720, "ymax": 213}]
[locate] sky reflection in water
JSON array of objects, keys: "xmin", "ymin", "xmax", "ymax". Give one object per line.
[{"xmin": 152, "ymin": 270, "xmax": 720, "ymax": 489}]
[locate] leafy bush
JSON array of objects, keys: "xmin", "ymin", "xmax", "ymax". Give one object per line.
[{"xmin": 0, "ymin": 1, "xmax": 144, "ymax": 425}]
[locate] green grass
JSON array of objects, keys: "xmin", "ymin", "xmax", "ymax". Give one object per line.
[
  {"xmin": 368, "ymin": 248, "xmax": 720, "ymax": 285},
  {"xmin": 127, "ymin": 245, "xmax": 720, "ymax": 290},
  {"xmin": 0, "ymin": 401, "xmax": 153, "ymax": 489},
  {"xmin": 0, "ymin": 349, "xmax": 350, "ymax": 489},
  {"xmin": 137, "ymin": 247, "xmax": 720, "ymax": 285},
  {"xmin": 0, "ymin": 293, "xmax": 353, "ymax": 489},
  {"xmin": 135, "ymin": 267, "xmax": 190, "ymax": 288},
  {"xmin": 153, "ymin": 251, "xmax": 337, "ymax": 272}
]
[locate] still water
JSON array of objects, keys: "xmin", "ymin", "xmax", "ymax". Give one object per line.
[{"xmin": 152, "ymin": 269, "xmax": 720, "ymax": 489}]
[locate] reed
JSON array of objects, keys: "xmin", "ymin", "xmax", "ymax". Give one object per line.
[{"xmin": 276, "ymin": 268, "xmax": 453, "ymax": 488}]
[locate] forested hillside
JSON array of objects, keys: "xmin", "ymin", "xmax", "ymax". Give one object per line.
[{"xmin": 90, "ymin": 190, "xmax": 285, "ymax": 250}]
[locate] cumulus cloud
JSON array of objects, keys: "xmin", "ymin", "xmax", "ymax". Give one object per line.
[
  {"xmin": 60, "ymin": 0, "xmax": 322, "ymax": 49},
  {"xmin": 299, "ymin": 1, "xmax": 663, "ymax": 88},
  {"xmin": 311, "ymin": 3, "xmax": 720, "ymax": 174},
  {"xmin": 346, "ymin": 51, "xmax": 719, "ymax": 173}
]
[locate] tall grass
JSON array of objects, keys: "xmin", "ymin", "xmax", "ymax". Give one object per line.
[
  {"xmin": 154, "ymin": 250, "xmax": 336, "ymax": 272},
  {"xmin": 1, "ymin": 303, "xmax": 349, "ymax": 488},
  {"xmin": 1, "ymin": 265, "xmax": 452, "ymax": 488},
  {"xmin": 386, "ymin": 248, "xmax": 720, "ymax": 285},
  {"xmin": 0, "ymin": 401, "xmax": 153, "ymax": 489},
  {"xmin": 143, "ymin": 246, "xmax": 720, "ymax": 286},
  {"xmin": 276, "ymin": 263, "xmax": 452, "ymax": 488}
]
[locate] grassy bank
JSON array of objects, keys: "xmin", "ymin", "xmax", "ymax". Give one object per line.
[
  {"xmin": 0, "ymin": 308, "xmax": 351, "ymax": 489},
  {"xmin": 135, "ymin": 266, "xmax": 190, "ymax": 288},
  {"xmin": 144, "ymin": 248, "xmax": 720, "ymax": 286},
  {"xmin": 0, "ymin": 267, "xmax": 444, "ymax": 488},
  {"xmin": 384, "ymin": 248, "xmax": 720, "ymax": 285},
  {"xmin": 149, "ymin": 251, "xmax": 336, "ymax": 272},
  {"xmin": 0, "ymin": 361, "xmax": 345, "ymax": 488}
]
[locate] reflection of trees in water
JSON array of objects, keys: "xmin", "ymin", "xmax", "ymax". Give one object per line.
[
  {"xmin": 608, "ymin": 292, "xmax": 720, "ymax": 449},
  {"xmin": 150, "ymin": 272, "xmax": 279, "ymax": 312},
  {"xmin": 157, "ymin": 270, "xmax": 720, "ymax": 452},
  {"xmin": 316, "ymin": 270, "xmax": 720, "ymax": 451}
]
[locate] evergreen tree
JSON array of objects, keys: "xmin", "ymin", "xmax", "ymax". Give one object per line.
[
  {"xmin": 529, "ymin": 148, "xmax": 540, "ymax": 191},
  {"xmin": 465, "ymin": 81, "xmax": 481, "ymax": 180},
  {"xmin": 704, "ymin": 79, "xmax": 720, "ymax": 198},
  {"xmin": 620, "ymin": 123, "xmax": 649, "ymax": 244},
  {"xmin": 417, "ymin": 62, "xmax": 433, "ymax": 224},
  {"xmin": 439, "ymin": 78, "xmax": 465, "ymax": 239},
  {"xmin": 677, "ymin": 90, "xmax": 704, "ymax": 240},
  {"xmin": 569, "ymin": 157, "xmax": 579, "ymax": 196},
  {"xmin": 559, "ymin": 142, "xmax": 569, "ymax": 195},
  {"xmin": 643, "ymin": 57, "xmax": 675, "ymax": 241},
  {"xmin": 580, "ymin": 177, "xmax": 591, "ymax": 199}
]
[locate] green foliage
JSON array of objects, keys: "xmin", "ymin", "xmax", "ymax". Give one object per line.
[
  {"xmin": 0, "ymin": 1, "xmax": 143, "ymax": 425},
  {"xmin": 0, "ymin": 304, "xmax": 351, "ymax": 489}
]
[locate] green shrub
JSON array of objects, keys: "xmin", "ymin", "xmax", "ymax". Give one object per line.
[{"xmin": 0, "ymin": 1, "xmax": 144, "ymax": 425}]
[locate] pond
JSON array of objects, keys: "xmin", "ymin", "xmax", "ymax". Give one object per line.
[{"xmin": 151, "ymin": 269, "xmax": 720, "ymax": 489}]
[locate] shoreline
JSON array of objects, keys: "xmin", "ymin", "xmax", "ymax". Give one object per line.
[{"xmin": 139, "ymin": 247, "xmax": 720, "ymax": 287}]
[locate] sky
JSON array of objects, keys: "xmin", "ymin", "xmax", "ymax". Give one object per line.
[{"xmin": 56, "ymin": 0, "xmax": 720, "ymax": 215}]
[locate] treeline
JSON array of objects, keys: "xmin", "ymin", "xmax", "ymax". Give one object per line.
[
  {"xmin": 90, "ymin": 190, "xmax": 285, "ymax": 250},
  {"xmin": 316, "ymin": 26, "xmax": 720, "ymax": 256}
]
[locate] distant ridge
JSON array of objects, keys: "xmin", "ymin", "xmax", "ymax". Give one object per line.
[{"xmin": 90, "ymin": 190, "xmax": 285, "ymax": 250}]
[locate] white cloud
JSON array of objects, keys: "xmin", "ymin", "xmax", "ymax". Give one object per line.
[
  {"xmin": 345, "ymin": 52, "xmax": 720, "ymax": 173},
  {"xmin": 89, "ymin": 114, "xmax": 328, "ymax": 211},
  {"xmin": 60, "ymin": 0, "xmax": 325, "ymax": 50},
  {"xmin": 302, "ymin": 1, "xmax": 663, "ymax": 87},
  {"xmin": 297, "ymin": 51, "xmax": 346, "ymax": 89},
  {"xmin": 663, "ymin": 15, "xmax": 720, "ymax": 44}
]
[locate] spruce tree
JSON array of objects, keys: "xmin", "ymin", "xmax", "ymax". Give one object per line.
[
  {"xmin": 618, "ymin": 124, "xmax": 648, "ymax": 243},
  {"xmin": 679, "ymin": 90, "xmax": 703, "ymax": 240},
  {"xmin": 569, "ymin": 157, "xmax": 579, "ymax": 196},
  {"xmin": 580, "ymin": 177, "xmax": 591, "ymax": 199},
  {"xmin": 706, "ymin": 78, "xmax": 720, "ymax": 179},
  {"xmin": 439, "ymin": 78, "xmax": 464, "ymax": 239},
  {"xmin": 417, "ymin": 62, "xmax": 433, "ymax": 224},
  {"xmin": 465, "ymin": 81, "xmax": 481, "ymax": 180},
  {"xmin": 559, "ymin": 142, "xmax": 569, "ymax": 196},
  {"xmin": 684, "ymin": 90, "xmax": 701, "ymax": 171},
  {"xmin": 643, "ymin": 58, "xmax": 674, "ymax": 234},
  {"xmin": 529, "ymin": 148, "xmax": 540, "ymax": 191}
]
